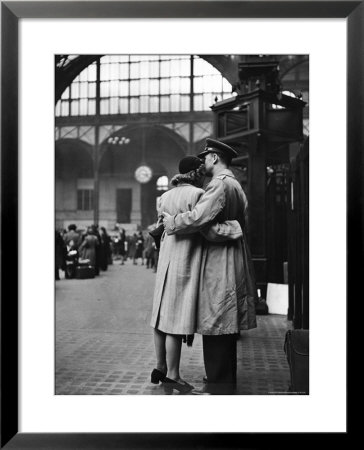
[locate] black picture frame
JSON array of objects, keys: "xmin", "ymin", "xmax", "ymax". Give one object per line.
[{"xmin": 1, "ymin": 1, "xmax": 357, "ymax": 448}]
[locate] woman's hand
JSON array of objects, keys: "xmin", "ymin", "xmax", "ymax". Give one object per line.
[{"xmin": 161, "ymin": 211, "xmax": 171, "ymax": 227}]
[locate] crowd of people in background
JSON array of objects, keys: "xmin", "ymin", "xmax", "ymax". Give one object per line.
[{"xmin": 55, "ymin": 223, "xmax": 159, "ymax": 280}]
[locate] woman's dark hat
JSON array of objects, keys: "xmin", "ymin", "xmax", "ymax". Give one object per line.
[
  {"xmin": 197, "ymin": 138, "xmax": 238, "ymax": 160},
  {"xmin": 178, "ymin": 156, "xmax": 202, "ymax": 174}
]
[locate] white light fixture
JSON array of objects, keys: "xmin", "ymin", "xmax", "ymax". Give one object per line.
[{"xmin": 107, "ymin": 136, "xmax": 131, "ymax": 145}]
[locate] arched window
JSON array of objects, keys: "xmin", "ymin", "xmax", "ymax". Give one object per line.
[
  {"xmin": 56, "ymin": 55, "xmax": 232, "ymax": 117},
  {"xmin": 156, "ymin": 176, "xmax": 169, "ymax": 191}
]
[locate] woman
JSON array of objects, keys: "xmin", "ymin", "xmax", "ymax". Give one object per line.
[
  {"xmin": 143, "ymin": 229, "xmax": 155, "ymax": 269},
  {"xmin": 134, "ymin": 231, "xmax": 144, "ymax": 265},
  {"xmin": 99, "ymin": 227, "xmax": 111, "ymax": 271},
  {"xmin": 78, "ymin": 226, "xmax": 99, "ymax": 271},
  {"xmin": 128, "ymin": 233, "xmax": 137, "ymax": 264},
  {"xmin": 118, "ymin": 228, "xmax": 126, "ymax": 265},
  {"xmin": 55, "ymin": 229, "xmax": 66, "ymax": 280},
  {"xmin": 150, "ymin": 156, "xmax": 242, "ymax": 394}
]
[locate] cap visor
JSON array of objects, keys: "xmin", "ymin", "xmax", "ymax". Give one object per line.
[{"xmin": 197, "ymin": 150, "xmax": 209, "ymax": 158}]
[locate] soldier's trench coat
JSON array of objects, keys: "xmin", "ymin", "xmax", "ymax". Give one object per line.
[
  {"xmin": 150, "ymin": 183, "xmax": 242, "ymax": 335},
  {"xmin": 164, "ymin": 170, "xmax": 257, "ymax": 335}
]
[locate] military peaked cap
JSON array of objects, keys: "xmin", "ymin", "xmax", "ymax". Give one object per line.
[{"xmin": 197, "ymin": 138, "xmax": 238, "ymax": 160}]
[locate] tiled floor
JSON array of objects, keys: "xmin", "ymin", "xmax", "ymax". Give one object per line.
[{"xmin": 56, "ymin": 260, "xmax": 292, "ymax": 395}]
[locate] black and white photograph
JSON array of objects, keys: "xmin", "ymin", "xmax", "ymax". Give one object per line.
[
  {"xmin": 55, "ymin": 54, "xmax": 309, "ymax": 396},
  {"xmin": 1, "ymin": 1, "xmax": 354, "ymax": 444}
]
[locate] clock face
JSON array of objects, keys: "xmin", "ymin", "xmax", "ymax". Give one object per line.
[{"xmin": 135, "ymin": 165, "xmax": 153, "ymax": 183}]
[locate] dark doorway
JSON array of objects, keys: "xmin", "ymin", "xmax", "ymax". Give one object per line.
[{"xmin": 116, "ymin": 189, "xmax": 132, "ymax": 223}]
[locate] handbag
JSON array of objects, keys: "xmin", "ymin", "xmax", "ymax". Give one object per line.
[{"xmin": 148, "ymin": 223, "xmax": 164, "ymax": 250}]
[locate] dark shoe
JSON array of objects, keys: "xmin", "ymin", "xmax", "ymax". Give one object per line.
[
  {"xmin": 194, "ymin": 383, "xmax": 236, "ymax": 395},
  {"xmin": 162, "ymin": 377, "xmax": 194, "ymax": 394},
  {"xmin": 151, "ymin": 368, "xmax": 166, "ymax": 384}
]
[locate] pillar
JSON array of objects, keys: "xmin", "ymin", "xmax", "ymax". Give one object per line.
[{"xmin": 247, "ymin": 133, "xmax": 268, "ymax": 297}]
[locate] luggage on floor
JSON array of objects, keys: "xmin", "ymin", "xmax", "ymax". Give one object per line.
[
  {"xmin": 284, "ymin": 329, "xmax": 309, "ymax": 394},
  {"xmin": 255, "ymin": 289, "xmax": 269, "ymax": 315},
  {"xmin": 255, "ymin": 297, "xmax": 269, "ymax": 315},
  {"xmin": 75, "ymin": 265, "xmax": 95, "ymax": 279}
]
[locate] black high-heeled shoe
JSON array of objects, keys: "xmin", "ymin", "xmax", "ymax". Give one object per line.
[
  {"xmin": 161, "ymin": 377, "xmax": 194, "ymax": 394},
  {"xmin": 151, "ymin": 368, "xmax": 166, "ymax": 384}
]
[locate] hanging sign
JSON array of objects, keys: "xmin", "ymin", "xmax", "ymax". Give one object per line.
[{"xmin": 135, "ymin": 165, "xmax": 153, "ymax": 183}]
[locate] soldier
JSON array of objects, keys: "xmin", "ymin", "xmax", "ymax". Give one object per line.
[{"xmin": 162, "ymin": 138, "xmax": 257, "ymax": 395}]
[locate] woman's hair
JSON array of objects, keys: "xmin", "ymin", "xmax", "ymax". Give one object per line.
[{"xmin": 170, "ymin": 164, "xmax": 205, "ymax": 187}]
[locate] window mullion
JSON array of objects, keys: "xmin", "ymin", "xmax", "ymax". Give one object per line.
[
  {"xmin": 96, "ymin": 59, "xmax": 101, "ymax": 118},
  {"xmin": 128, "ymin": 57, "xmax": 131, "ymax": 114},
  {"xmin": 158, "ymin": 56, "xmax": 161, "ymax": 113},
  {"xmin": 190, "ymin": 55, "xmax": 194, "ymax": 112}
]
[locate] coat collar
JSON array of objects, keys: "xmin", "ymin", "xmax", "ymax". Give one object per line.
[{"xmin": 213, "ymin": 168, "xmax": 235, "ymax": 179}]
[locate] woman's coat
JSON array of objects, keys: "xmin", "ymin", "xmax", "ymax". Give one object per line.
[
  {"xmin": 150, "ymin": 184, "xmax": 205, "ymax": 335},
  {"xmin": 79, "ymin": 234, "xmax": 99, "ymax": 267}
]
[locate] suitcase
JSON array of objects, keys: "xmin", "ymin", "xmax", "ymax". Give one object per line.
[
  {"xmin": 75, "ymin": 265, "xmax": 95, "ymax": 279},
  {"xmin": 284, "ymin": 329, "xmax": 309, "ymax": 394},
  {"xmin": 255, "ymin": 290, "xmax": 269, "ymax": 315},
  {"xmin": 255, "ymin": 297, "xmax": 269, "ymax": 315}
]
